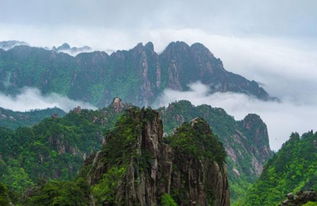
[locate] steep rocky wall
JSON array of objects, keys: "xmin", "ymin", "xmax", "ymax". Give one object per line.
[{"xmin": 84, "ymin": 108, "xmax": 230, "ymax": 206}]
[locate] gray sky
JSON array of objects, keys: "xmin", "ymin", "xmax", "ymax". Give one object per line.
[
  {"xmin": 1, "ymin": 0, "xmax": 316, "ymax": 37},
  {"xmin": 0, "ymin": 0, "xmax": 317, "ymax": 150}
]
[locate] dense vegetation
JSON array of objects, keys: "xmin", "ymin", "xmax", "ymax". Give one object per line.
[
  {"xmin": 0, "ymin": 182, "xmax": 12, "ymax": 206},
  {"xmin": 167, "ymin": 118, "xmax": 226, "ymax": 167},
  {"xmin": 0, "ymin": 100, "xmax": 272, "ymax": 204},
  {"xmin": 167, "ymin": 118, "xmax": 228, "ymax": 205},
  {"xmin": 24, "ymin": 178, "xmax": 90, "ymax": 206},
  {"xmin": 159, "ymin": 100, "xmax": 272, "ymax": 201},
  {"xmin": 237, "ymin": 131, "xmax": 317, "ymax": 206},
  {"xmin": 3, "ymin": 108, "xmax": 228, "ymax": 205},
  {"xmin": 0, "ymin": 105, "xmax": 123, "ymax": 193}
]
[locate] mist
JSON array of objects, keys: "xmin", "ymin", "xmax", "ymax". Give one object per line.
[
  {"xmin": 0, "ymin": 87, "xmax": 96, "ymax": 112},
  {"xmin": 155, "ymin": 82, "xmax": 317, "ymax": 151}
]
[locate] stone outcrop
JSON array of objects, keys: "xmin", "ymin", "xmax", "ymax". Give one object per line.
[
  {"xmin": 239, "ymin": 114, "xmax": 273, "ymax": 175},
  {"xmin": 84, "ymin": 108, "xmax": 230, "ymax": 206},
  {"xmin": 280, "ymin": 191, "xmax": 317, "ymax": 206},
  {"xmin": 159, "ymin": 100, "xmax": 273, "ymax": 201}
]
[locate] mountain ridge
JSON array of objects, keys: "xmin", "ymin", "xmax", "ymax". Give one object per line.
[
  {"xmin": 0, "ymin": 40, "xmax": 273, "ymax": 107},
  {"xmin": 0, "ymin": 98, "xmax": 272, "ymax": 204}
]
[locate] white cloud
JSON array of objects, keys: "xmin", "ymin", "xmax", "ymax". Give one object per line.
[
  {"xmin": 0, "ymin": 87, "xmax": 96, "ymax": 112},
  {"xmin": 155, "ymin": 82, "xmax": 317, "ymax": 151}
]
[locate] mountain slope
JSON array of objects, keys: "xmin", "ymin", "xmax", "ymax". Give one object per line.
[
  {"xmin": 0, "ymin": 103, "xmax": 125, "ymax": 192},
  {"xmin": 159, "ymin": 100, "xmax": 273, "ymax": 201},
  {"xmin": 0, "ymin": 107, "xmax": 65, "ymax": 129},
  {"xmin": 0, "ymin": 41, "xmax": 271, "ymax": 106},
  {"xmin": 26, "ymin": 108, "xmax": 230, "ymax": 206},
  {"xmin": 238, "ymin": 131, "xmax": 317, "ymax": 206},
  {"xmin": 0, "ymin": 99, "xmax": 272, "ymax": 204}
]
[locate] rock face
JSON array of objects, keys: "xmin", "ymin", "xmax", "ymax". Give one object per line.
[
  {"xmin": 238, "ymin": 114, "xmax": 272, "ymax": 175},
  {"xmin": 110, "ymin": 97, "xmax": 125, "ymax": 112},
  {"xmin": 0, "ymin": 41, "xmax": 272, "ymax": 106},
  {"xmin": 159, "ymin": 100, "xmax": 273, "ymax": 201},
  {"xmin": 280, "ymin": 191, "xmax": 317, "ymax": 206},
  {"xmin": 83, "ymin": 108, "xmax": 230, "ymax": 206},
  {"xmin": 0, "ymin": 99, "xmax": 271, "ymax": 204}
]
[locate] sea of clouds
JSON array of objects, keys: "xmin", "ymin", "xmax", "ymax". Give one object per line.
[
  {"xmin": 155, "ymin": 82, "xmax": 317, "ymax": 151},
  {"xmin": 0, "ymin": 87, "xmax": 96, "ymax": 112}
]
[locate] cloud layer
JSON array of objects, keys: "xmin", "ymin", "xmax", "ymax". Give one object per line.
[
  {"xmin": 0, "ymin": 88, "xmax": 96, "ymax": 112},
  {"xmin": 155, "ymin": 82, "xmax": 317, "ymax": 151},
  {"xmin": 1, "ymin": 0, "xmax": 316, "ymax": 37}
]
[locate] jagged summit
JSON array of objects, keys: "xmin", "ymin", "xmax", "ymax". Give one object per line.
[
  {"xmin": 52, "ymin": 42, "xmax": 92, "ymax": 55},
  {"xmin": 0, "ymin": 41, "xmax": 272, "ymax": 106},
  {"xmin": 110, "ymin": 97, "xmax": 125, "ymax": 112},
  {"xmin": 82, "ymin": 107, "xmax": 230, "ymax": 205},
  {"xmin": 57, "ymin": 43, "xmax": 71, "ymax": 50},
  {"xmin": 0, "ymin": 40, "xmax": 28, "ymax": 50}
]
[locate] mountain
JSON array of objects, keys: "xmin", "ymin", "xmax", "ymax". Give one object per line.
[
  {"xmin": 280, "ymin": 191, "xmax": 317, "ymax": 206},
  {"xmin": 237, "ymin": 131, "xmax": 317, "ymax": 206},
  {"xmin": 0, "ymin": 99, "xmax": 272, "ymax": 204},
  {"xmin": 22, "ymin": 107, "xmax": 230, "ymax": 206},
  {"xmin": 0, "ymin": 40, "xmax": 28, "ymax": 50},
  {"xmin": 159, "ymin": 100, "xmax": 273, "ymax": 201},
  {"xmin": 0, "ymin": 107, "xmax": 65, "ymax": 129},
  {"xmin": 53, "ymin": 43, "xmax": 92, "ymax": 56},
  {"xmin": 0, "ymin": 41, "xmax": 272, "ymax": 107},
  {"xmin": 82, "ymin": 108, "xmax": 229, "ymax": 206},
  {"xmin": 0, "ymin": 103, "xmax": 124, "ymax": 193}
]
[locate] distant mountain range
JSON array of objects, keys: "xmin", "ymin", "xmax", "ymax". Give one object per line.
[
  {"xmin": 0, "ymin": 40, "xmax": 274, "ymax": 107},
  {"xmin": 0, "ymin": 107, "xmax": 65, "ymax": 129},
  {"xmin": 0, "ymin": 40, "xmax": 29, "ymax": 50},
  {"xmin": 52, "ymin": 43, "xmax": 92, "ymax": 56}
]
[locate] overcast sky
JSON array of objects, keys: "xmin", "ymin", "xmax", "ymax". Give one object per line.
[
  {"xmin": 1, "ymin": 0, "xmax": 316, "ymax": 37},
  {"xmin": 0, "ymin": 0, "xmax": 317, "ymax": 150}
]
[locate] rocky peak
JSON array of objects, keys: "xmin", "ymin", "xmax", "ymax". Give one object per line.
[
  {"xmin": 241, "ymin": 114, "xmax": 270, "ymax": 148},
  {"xmin": 132, "ymin": 42, "xmax": 146, "ymax": 53},
  {"xmin": 242, "ymin": 114, "xmax": 264, "ymax": 127},
  {"xmin": 240, "ymin": 113, "xmax": 273, "ymax": 169},
  {"xmin": 110, "ymin": 97, "xmax": 125, "ymax": 112},
  {"xmin": 190, "ymin": 42, "xmax": 213, "ymax": 55},
  {"xmin": 280, "ymin": 191, "xmax": 317, "ymax": 206},
  {"xmin": 83, "ymin": 108, "xmax": 230, "ymax": 206},
  {"xmin": 145, "ymin": 41, "xmax": 154, "ymax": 51},
  {"xmin": 163, "ymin": 41, "xmax": 191, "ymax": 55},
  {"xmin": 57, "ymin": 43, "xmax": 71, "ymax": 50},
  {"xmin": 0, "ymin": 40, "xmax": 28, "ymax": 50}
]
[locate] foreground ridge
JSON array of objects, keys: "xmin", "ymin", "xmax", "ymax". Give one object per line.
[{"xmin": 81, "ymin": 107, "xmax": 230, "ymax": 206}]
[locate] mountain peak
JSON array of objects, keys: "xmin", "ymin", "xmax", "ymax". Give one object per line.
[
  {"xmin": 110, "ymin": 97, "xmax": 125, "ymax": 112},
  {"xmin": 83, "ymin": 108, "xmax": 229, "ymax": 205},
  {"xmin": 145, "ymin": 41, "xmax": 154, "ymax": 50},
  {"xmin": 0, "ymin": 40, "xmax": 28, "ymax": 50},
  {"xmin": 57, "ymin": 43, "xmax": 71, "ymax": 50},
  {"xmin": 190, "ymin": 42, "xmax": 215, "ymax": 56},
  {"xmin": 164, "ymin": 41, "xmax": 190, "ymax": 51}
]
